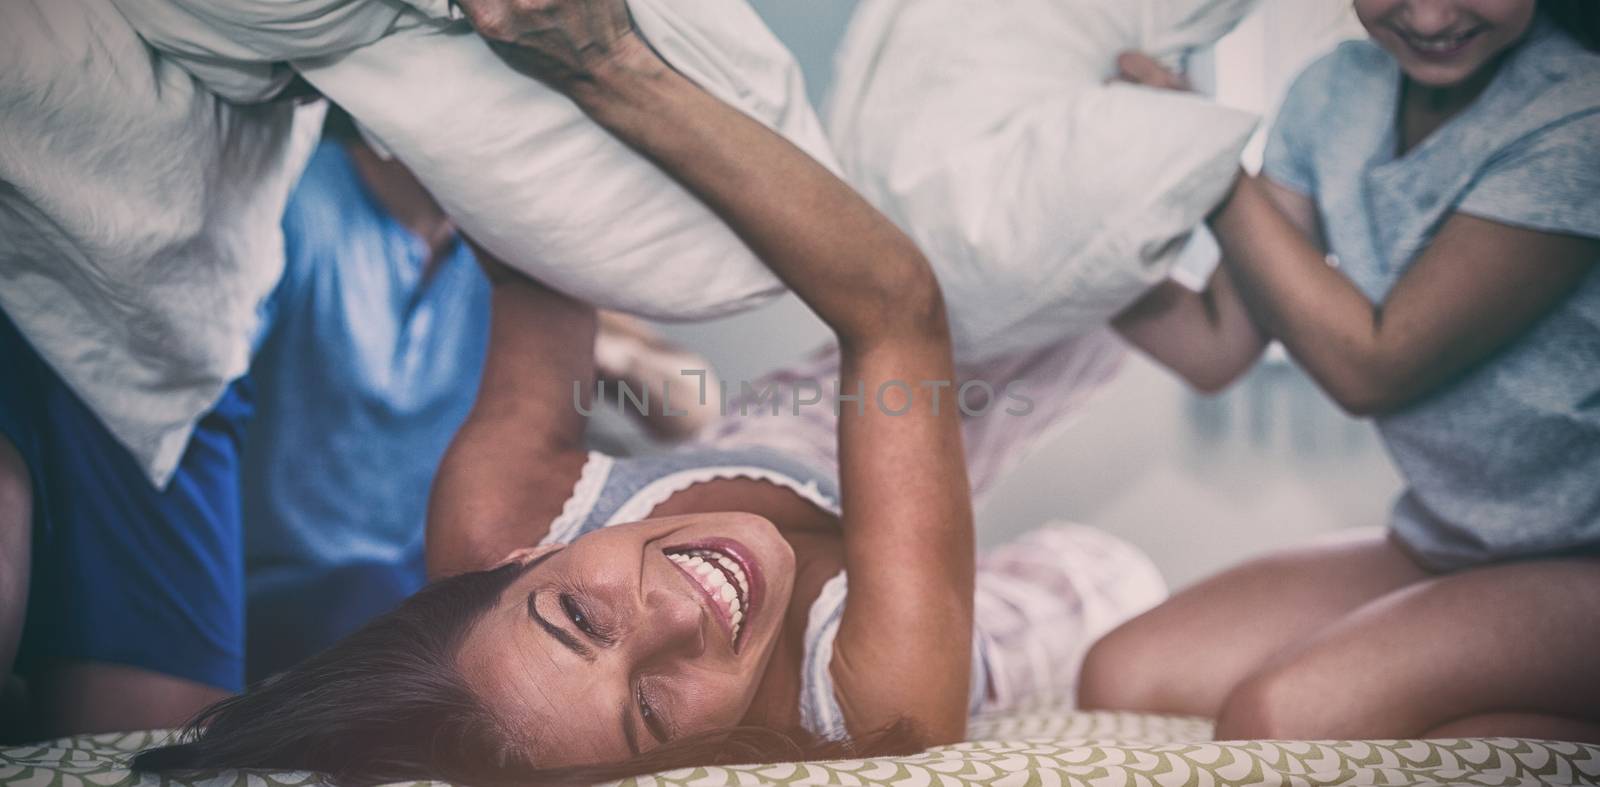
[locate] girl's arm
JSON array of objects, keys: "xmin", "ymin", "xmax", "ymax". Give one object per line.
[
  {"xmin": 1113, "ymin": 270, "xmax": 1268, "ymax": 393},
  {"xmin": 426, "ymin": 255, "xmax": 596, "ymax": 578},
  {"xmin": 1109, "ymin": 52, "xmax": 1322, "ymax": 393},
  {"xmin": 1113, "ymin": 179, "xmax": 1320, "ymax": 392},
  {"xmin": 1211, "ymin": 174, "xmax": 1597, "ymax": 415},
  {"xmin": 483, "ymin": 3, "xmax": 974, "ymax": 744},
  {"xmin": 1111, "ymin": 51, "xmax": 1597, "ymax": 410}
]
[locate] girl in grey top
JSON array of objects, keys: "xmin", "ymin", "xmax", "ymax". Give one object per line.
[{"xmin": 1089, "ymin": 0, "xmax": 1600, "ymax": 747}]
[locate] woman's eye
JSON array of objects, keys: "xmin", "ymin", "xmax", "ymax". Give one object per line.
[
  {"xmin": 559, "ymin": 594, "xmax": 595, "ymax": 636},
  {"xmin": 638, "ymin": 686, "xmax": 668, "ymax": 743}
]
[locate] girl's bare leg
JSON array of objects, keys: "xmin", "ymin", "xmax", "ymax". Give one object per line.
[
  {"xmin": 1078, "ymin": 529, "xmax": 1429, "ymax": 717},
  {"xmin": 1425, "ymin": 712, "xmax": 1600, "ymax": 742},
  {"xmin": 1215, "ymin": 556, "xmax": 1600, "ymax": 742}
]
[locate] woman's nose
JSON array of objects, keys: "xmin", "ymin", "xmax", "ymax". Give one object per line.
[{"xmin": 627, "ymin": 587, "xmax": 707, "ymax": 662}]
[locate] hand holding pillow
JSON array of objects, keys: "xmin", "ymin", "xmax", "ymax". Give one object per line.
[
  {"xmin": 452, "ymin": 0, "xmax": 640, "ymax": 89},
  {"xmin": 1114, "ymin": 51, "xmax": 1192, "ymax": 91}
]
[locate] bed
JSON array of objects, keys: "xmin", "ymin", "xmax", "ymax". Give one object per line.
[{"xmin": 6, "ymin": 708, "xmax": 1598, "ymax": 786}]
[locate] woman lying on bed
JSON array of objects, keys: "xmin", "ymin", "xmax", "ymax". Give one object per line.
[{"xmin": 135, "ymin": 0, "xmax": 1167, "ymax": 782}]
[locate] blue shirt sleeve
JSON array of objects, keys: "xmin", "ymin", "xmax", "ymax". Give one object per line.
[
  {"xmin": 1260, "ymin": 48, "xmax": 1346, "ymax": 196},
  {"xmin": 1455, "ymin": 110, "xmax": 1600, "ymax": 241}
]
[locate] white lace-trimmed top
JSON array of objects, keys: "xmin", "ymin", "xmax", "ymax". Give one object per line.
[{"xmin": 538, "ymin": 445, "xmax": 982, "ymax": 738}]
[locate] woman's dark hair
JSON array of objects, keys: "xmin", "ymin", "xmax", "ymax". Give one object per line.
[
  {"xmin": 133, "ymin": 561, "xmax": 921, "ymax": 786},
  {"xmin": 1543, "ymin": 0, "xmax": 1600, "ymax": 51}
]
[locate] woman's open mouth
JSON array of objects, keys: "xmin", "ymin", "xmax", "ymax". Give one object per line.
[{"xmin": 664, "ymin": 539, "xmax": 762, "ymax": 651}]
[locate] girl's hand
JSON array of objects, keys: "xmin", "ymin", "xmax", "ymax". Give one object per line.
[
  {"xmin": 1114, "ymin": 51, "xmax": 1192, "ymax": 92},
  {"xmin": 453, "ymin": 0, "xmax": 645, "ymax": 92}
]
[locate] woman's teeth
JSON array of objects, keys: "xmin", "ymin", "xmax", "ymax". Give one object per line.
[{"xmin": 667, "ymin": 548, "xmax": 750, "ymax": 641}]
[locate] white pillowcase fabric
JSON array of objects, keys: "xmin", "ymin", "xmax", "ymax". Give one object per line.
[
  {"xmin": 113, "ymin": 0, "xmax": 832, "ymax": 323},
  {"xmin": 826, "ymin": 0, "xmax": 1261, "ymax": 360},
  {"xmin": 0, "ymin": 0, "xmax": 324, "ymax": 487},
  {"xmin": 292, "ymin": 0, "xmax": 830, "ymax": 322},
  {"xmin": 8, "ymin": 0, "xmax": 830, "ymax": 486},
  {"xmin": 104, "ymin": 0, "xmax": 462, "ymax": 103}
]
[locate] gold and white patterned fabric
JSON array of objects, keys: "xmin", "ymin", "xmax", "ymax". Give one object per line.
[{"xmin": 6, "ymin": 710, "xmax": 1599, "ymax": 786}]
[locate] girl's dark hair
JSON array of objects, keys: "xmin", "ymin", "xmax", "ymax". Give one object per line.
[
  {"xmin": 1543, "ymin": 0, "xmax": 1600, "ymax": 51},
  {"xmin": 133, "ymin": 561, "xmax": 921, "ymax": 786}
]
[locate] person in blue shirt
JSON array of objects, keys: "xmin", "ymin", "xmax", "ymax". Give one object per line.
[
  {"xmin": 240, "ymin": 110, "xmax": 492, "ymax": 680},
  {"xmin": 1087, "ymin": 0, "xmax": 1600, "ymax": 744},
  {"xmin": 1, "ymin": 284, "xmax": 255, "ymax": 740}
]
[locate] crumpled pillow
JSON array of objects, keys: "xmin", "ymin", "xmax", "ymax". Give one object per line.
[
  {"xmin": 0, "ymin": 0, "xmax": 323, "ymax": 486},
  {"xmin": 113, "ymin": 0, "xmax": 836, "ymax": 322},
  {"xmin": 827, "ymin": 0, "xmax": 1262, "ymax": 360},
  {"xmin": 8, "ymin": 0, "xmax": 830, "ymax": 485}
]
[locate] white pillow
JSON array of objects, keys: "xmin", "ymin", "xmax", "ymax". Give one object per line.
[
  {"xmin": 827, "ymin": 0, "xmax": 1261, "ymax": 361},
  {"xmin": 105, "ymin": 0, "xmax": 428, "ymax": 102},
  {"xmin": 296, "ymin": 0, "xmax": 833, "ymax": 321},
  {"xmin": 115, "ymin": 0, "xmax": 828, "ymax": 322},
  {"xmin": 0, "ymin": 0, "xmax": 323, "ymax": 487}
]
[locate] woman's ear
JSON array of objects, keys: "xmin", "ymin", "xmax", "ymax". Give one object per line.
[{"xmin": 495, "ymin": 543, "xmax": 560, "ymax": 568}]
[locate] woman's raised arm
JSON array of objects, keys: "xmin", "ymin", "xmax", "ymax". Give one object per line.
[
  {"xmin": 427, "ymin": 255, "xmax": 596, "ymax": 578},
  {"xmin": 473, "ymin": 0, "xmax": 976, "ymax": 744}
]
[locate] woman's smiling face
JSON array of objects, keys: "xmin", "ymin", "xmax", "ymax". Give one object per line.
[
  {"xmin": 1355, "ymin": 0, "xmax": 1538, "ymax": 87},
  {"xmin": 456, "ymin": 512, "xmax": 796, "ymax": 767}
]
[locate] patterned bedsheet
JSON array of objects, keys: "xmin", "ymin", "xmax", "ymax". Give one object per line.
[{"xmin": 5, "ymin": 709, "xmax": 1598, "ymax": 786}]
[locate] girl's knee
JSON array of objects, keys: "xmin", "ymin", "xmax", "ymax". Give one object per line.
[
  {"xmin": 1214, "ymin": 664, "xmax": 1337, "ymax": 740},
  {"xmin": 1076, "ymin": 622, "xmax": 1172, "ymax": 713},
  {"xmin": 1213, "ymin": 670, "xmax": 1299, "ymax": 740},
  {"xmin": 1075, "ymin": 631, "xmax": 1128, "ymax": 710}
]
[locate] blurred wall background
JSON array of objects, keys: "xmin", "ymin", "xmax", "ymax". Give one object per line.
[{"xmin": 647, "ymin": 1, "xmax": 1401, "ymax": 591}]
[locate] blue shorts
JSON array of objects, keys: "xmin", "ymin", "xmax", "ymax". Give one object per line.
[{"xmin": 0, "ymin": 308, "xmax": 250, "ymax": 691}]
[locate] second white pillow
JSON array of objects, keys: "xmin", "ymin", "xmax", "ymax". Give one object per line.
[{"xmin": 827, "ymin": 0, "xmax": 1260, "ymax": 360}]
